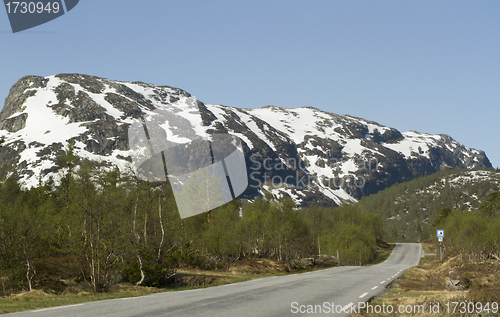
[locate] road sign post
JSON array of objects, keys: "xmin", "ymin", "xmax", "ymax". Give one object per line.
[{"xmin": 437, "ymin": 230, "xmax": 444, "ymax": 261}]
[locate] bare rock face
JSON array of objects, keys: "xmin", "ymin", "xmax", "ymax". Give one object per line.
[
  {"xmin": 445, "ymin": 278, "xmax": 464, "ymax": 290},
  {"xmin": 0, "ymin": 112, "xmax": 28, "ymax": 133},
  {"xmin": 0, "ymin": 73, "xmax": 492, "ymax": 206},
  {"xmin": 0, "ymin": 75, "xmax": 48, "ymax": 122}
]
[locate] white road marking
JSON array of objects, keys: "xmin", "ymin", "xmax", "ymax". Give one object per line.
[
  {"xmin": 371, "ymin": 286, "xmax": 378, "ymax": 290},
  {"xmin": 359, "ymin": 292, "xmax": 368, "ymax": 298},
  {"xmin": 33, "ymin": 304, "xmax": 84, "ymax": 312},
  {"xmin": 380, "ymin": 281, "xmax": 385, "ymax": 284},
  {"xmin": 177, "ymin": 288, "xmax": 202, "ymax": 293},
  {"xmin": 342, "ymin": 302, "xmax": 354, "ymax": 312}
]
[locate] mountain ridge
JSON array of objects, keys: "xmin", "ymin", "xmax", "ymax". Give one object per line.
[{"xmin": 0, "ymin": 74, "xmax": 492, "ymax": 206}]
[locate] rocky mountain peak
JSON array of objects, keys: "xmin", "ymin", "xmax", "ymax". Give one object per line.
[{"xmin": 0, "ymin": 74, "xmax": 492, "ymax": 206}]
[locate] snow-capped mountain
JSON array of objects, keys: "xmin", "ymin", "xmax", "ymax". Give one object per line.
[{"xmin": 0, "ymin": 74, "xmax": 492, "ymax": 206}]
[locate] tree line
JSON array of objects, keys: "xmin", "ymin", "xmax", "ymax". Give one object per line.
[{"xmin": 0, "ymin": 149, "xmax": 385, "ymax": 295}]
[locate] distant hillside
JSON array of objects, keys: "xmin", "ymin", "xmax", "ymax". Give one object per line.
[{"xmin": 357, "ymin": 168, "xmax": 500, "ymax": 242}]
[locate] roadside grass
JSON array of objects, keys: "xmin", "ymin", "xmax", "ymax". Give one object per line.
[{"xmin": 0, "ymin": 287, "xmax": 163, "ymax": 315}]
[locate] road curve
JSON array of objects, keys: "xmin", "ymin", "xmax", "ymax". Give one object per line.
[{"xmin": 6, "ymin": 243, "xmax": 422, "ymax": 317}]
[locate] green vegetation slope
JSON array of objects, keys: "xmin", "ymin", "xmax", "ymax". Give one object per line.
[{"xmin": 357, "ymin": 168, "xmax": 500, "ymax": 242}]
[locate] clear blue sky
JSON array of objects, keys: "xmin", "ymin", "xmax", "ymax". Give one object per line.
[{"xmin": 1, "ymin": 0, "xmax": 499, "ymax": 167}]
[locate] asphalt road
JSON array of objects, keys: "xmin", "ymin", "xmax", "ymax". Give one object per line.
[{"xmin": 7, "ymin": 243, "xmax": 422, "ymax": 317}]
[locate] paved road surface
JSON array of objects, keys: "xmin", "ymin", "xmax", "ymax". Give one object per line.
[{"xmin": 6, "ymin": 243, "xmax": 422, "ymax": 316}]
